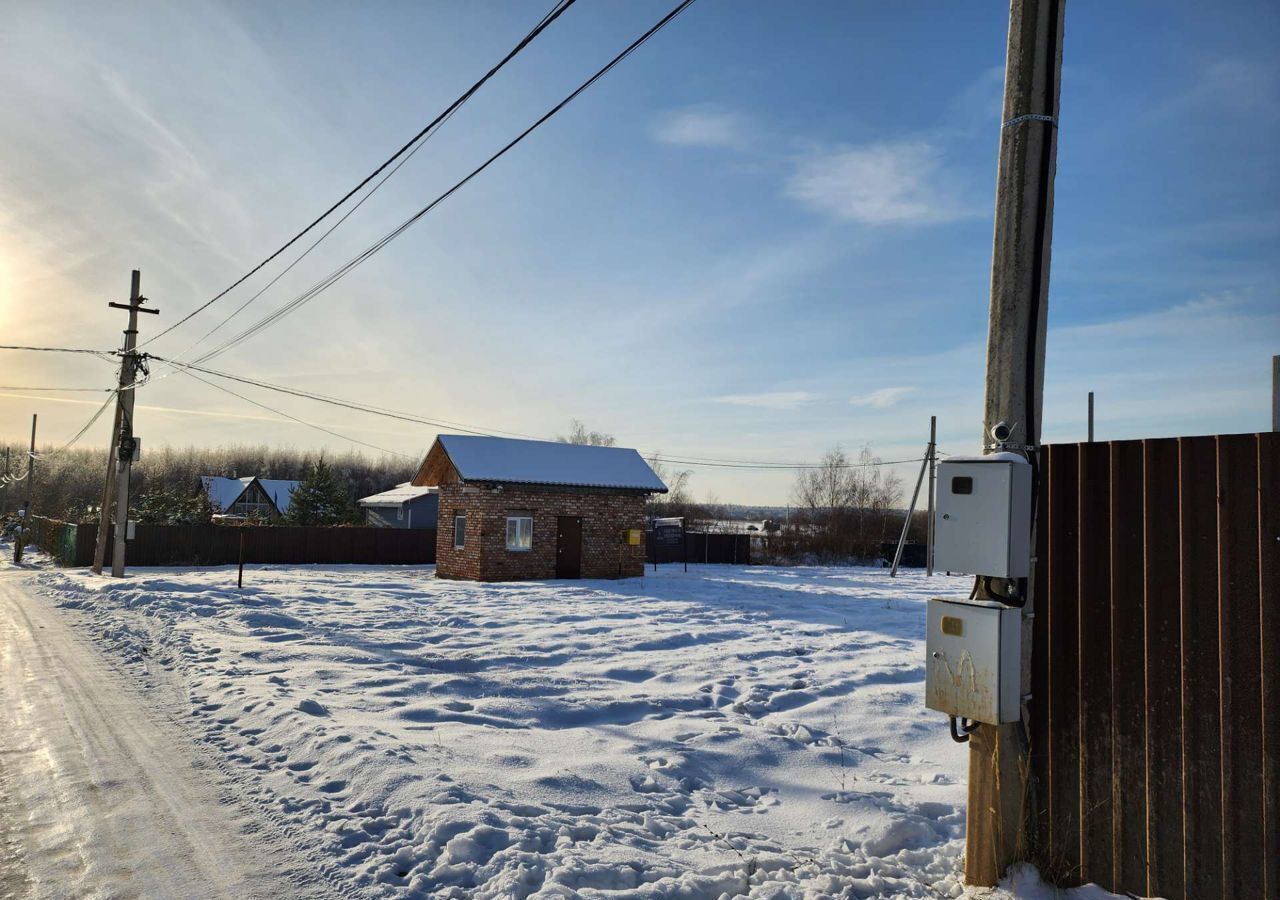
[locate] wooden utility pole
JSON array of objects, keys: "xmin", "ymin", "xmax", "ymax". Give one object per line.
[
  {"xmin": 93, "ymin": 270, "xmax": 158, "ymax": 577},
  {"xmin": 14, "ymin": 415, "xmax": 36, "ymax": 564},
  {"xmin": 967, "ymin": 0, "xmax": 1065, "ymax": 886},
  {"xmin": 2, "ymin": 445, "xmax": 9, "ymax": 513},
  {"xmin": 90, "ymin": 401, "xmax": 123, "ymax": 574}
]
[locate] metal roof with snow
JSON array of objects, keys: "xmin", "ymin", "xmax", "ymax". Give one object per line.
[
  {"xmin": 199, "ymin": 476, "xmax": 300, "ymax": 515},
  {"xmin": 199, "ymin": 476, "xmax": 256, "ymax": 511},
  {"xmin": 258, "ymin": 479, "xmax": 301, "ymax": 515},
  {"xmin": 414, "ymin": 435, "xmax": 667, "ymax": 493},
  {"xmin": 358, "ymin": 482, "xmax": 437, "ymax": 508}
]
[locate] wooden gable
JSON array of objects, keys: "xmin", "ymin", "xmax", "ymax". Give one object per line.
[{"xmin": 411, "ymin": 439, "xmax": 460, "ymax": 487}]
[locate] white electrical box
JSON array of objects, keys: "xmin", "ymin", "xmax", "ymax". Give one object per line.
[
  {"xmin": 925, "ymin": 596, "xmax": 1022, "ymax": 725},
  {"xmin": 933, "ymin": 454, "xmax": 1032, "ymax": 578}
]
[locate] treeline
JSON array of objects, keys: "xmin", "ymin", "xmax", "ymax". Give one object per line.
[
  {"xmin": 759, "ymin": 445, "xmax": 922, "ymax": 565},
  {"xmin": 0, "ymin": 443, "xmax": 417, "ymax": 522},
  {"xmin": 558, "ymin": 422, "xmax": 922, "ymax": 566}
]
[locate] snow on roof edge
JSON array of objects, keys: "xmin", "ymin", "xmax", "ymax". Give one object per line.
[{"xmin": 433, "ymin": 435, "xmax": 667, "ymax": 493}]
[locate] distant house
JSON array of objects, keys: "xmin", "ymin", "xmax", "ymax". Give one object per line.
[
  {"xmin": 412, "ymin": 435, "xmax": 667, "ymax": 581},
  {"xmin": 198, "ymin": 476, "xmax": 300, "ymax": 520},
  {"xmin": 357, "ymin": 483, "xmax": 438, "ymax": 529}
]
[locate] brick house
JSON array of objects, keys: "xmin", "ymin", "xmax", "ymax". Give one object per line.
[{"xmin": 411, "ymin": 435, "xmax": 667, "ymax": 581}]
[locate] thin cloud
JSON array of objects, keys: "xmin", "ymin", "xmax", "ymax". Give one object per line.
[
  {"xmin": 712, "ymin": 391, "xmax": 815, "ymax": 410},
  {"xmin": 850, "ymin": 386, "xmax": 916, "ymax": 409},
  {"xmin": 785, "ymin": 141, "xmax": 975, "ymax": 225},
  {"xmin": 1150, "ymin": 57, "xmax": 1279, "ymax": 123},
  {"xmin": 653, "ymin": 106, "xmax": 750, "ymax": 150}
]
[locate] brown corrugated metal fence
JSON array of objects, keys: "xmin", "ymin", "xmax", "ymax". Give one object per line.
[
  {"xmin": 26, "ymin": 519, "xmax": 436, "ymax": 567},
  {"xmin": 1030, "ymin": 432, "xmax": 1278, "ymax": 898}
]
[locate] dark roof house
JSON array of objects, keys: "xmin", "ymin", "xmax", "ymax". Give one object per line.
[{"xmin": 412, "ymin": 435, "xmax": 666, "ymax": 581}]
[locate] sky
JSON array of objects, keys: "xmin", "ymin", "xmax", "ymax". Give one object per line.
[{"xmin": 1, "ymin": 1, "xmax": 1277, "ymax": 506}]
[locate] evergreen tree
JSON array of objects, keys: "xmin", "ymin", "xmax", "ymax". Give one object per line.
[
  {"xmin": 135, "ymin": 487, "xmax": 213, "ymax": 525},
  {"xmin": 285, "ymin": 458, "xmax": 359, "ymax": 526}
]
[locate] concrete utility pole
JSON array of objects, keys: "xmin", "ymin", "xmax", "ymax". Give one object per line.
[
  {"xmin": 1087, "ymin": 390, "xmax": 1094, "ymax": 442},
  {"xmin": 93, "ymin": 270, "xmax": 158, "ymax": 577},
  {"xmin": 967, "ymin": 0, "xmax": 1065, "ymax": 886},
  {"xmin": 890, "ymin": 417, "xmax": 937, "ymax": 578}
]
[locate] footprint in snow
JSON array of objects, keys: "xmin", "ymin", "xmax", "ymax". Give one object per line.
[{"xmin": 296, "ymin": 698, "xmax": 328, "ymax": 716}]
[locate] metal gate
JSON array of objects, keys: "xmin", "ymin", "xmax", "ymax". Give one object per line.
[{"xmin": 1028, "ymin": 433, "xmax": 1278, "ymax": 898}]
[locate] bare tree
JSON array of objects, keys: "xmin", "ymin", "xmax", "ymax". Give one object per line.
[
  {"xmin": 787, "ymin": 444, "xmax": 902, "ymax": 562},
  {"xmin": 644, "ymin": 453, "xmax": 693, "ymax": 519},
  {"xmin": 791, "ymin": 445, "xmax": 860, "ymax": 546},
  {"xmin": 555, "ymin": 419, "xmax": 616, "ymax": 447}
]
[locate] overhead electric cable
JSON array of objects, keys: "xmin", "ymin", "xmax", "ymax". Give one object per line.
[
  {"xmin": 150, "ymin": 356, "xmax": 926, "ymax": 471},
  {"xmin": 0, "ymin": 385, "xmax": 114, "ymax": 393},
  {"xmin": 189, "ymin": 0, "xmax": 700, "ymax": 366},
  {"xmin": 150, "ymin": 356, "xmax": 533, "ymax": 437},
  {"xmin": 646, "ymin": 456, "xmax": 928, "ymax": 471},
  {"xmin": 175, "ymin": 368, "xmax": 415, "ymax": 459},
  {"xmin": 15, "ymin": 391, "xmax": 119, "ymax": 467},
  {"xmin": 140, "ymin": 0, "xmax": 580, "ymax": 351},
  {"xmin": 0, "ymin": 345, "xmax": 114, "ymax": 356}
]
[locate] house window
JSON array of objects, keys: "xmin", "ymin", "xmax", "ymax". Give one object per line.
[
  {"xmin": 453, "ymin": 513, "xmax": 467, "ymax": 549},
  {"xmin": 505, "ymin": 513, "xmax": 533, "ymax": 551}
]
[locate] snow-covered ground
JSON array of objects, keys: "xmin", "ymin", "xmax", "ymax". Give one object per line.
[{"xmin": 16, "ymin": 559, "xmax": 1126, "ymax": 899}]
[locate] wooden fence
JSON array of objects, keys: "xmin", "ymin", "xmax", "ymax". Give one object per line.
[
  {"xmin": 1029, "ymin": 433, "xmax": 1278, "ymax": 898},
  {"xmin": 27, "ymin": 518, "xmax": 436, "ymax": 567}
]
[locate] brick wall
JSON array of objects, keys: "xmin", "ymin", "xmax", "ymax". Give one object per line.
[{"xmin": 435, "ymin": 483, "xmax": 647, "ymax": 581}]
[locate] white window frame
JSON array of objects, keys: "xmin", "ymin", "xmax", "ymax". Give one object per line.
[
  {"xmin": 505, "ymin": 514, "xmax": 533, "ymax": 552},
  {"xmin": 453, "ymin": 513, "xmax": 466, "ymax": 549}
]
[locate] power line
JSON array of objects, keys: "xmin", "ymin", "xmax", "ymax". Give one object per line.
[
  {"xmin": 149, "ymin": 355, "xmax": 927, "ymax": 472},
  {"xmin": 0, "ymin": 385, "xmax": 113, "ymax": 392},
  {"xmin": 189, "ymin": 0, "xmax": 700, "ymax": 366},
  {"xmin": 140, "ymin": 0, "xmax": 580, "ymax": 351},
  {"xmin": 150, "ymin": 355, "xmax": 533, "ymax": 437},
  {"xmin": 0, "ymin": 345, "xmax": 114, "ymax": 357},
  {"xmin": 0, "ymin": 391, "xmax": 118, "ymax": 484},
  {"xmin": 175, "ymin": 367, "xmax": 416, "ymax": 459},
  {"xmin": 35, "ymin": 391, "xmax": 118, "ymax": 459},
  {"xmin": 650, "ymin": 456, "xmax": 929, "ymax": 471}
]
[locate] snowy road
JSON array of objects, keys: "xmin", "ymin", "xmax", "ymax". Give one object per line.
[
  {"xmin": 0, "ymin": 570, "xmax": 330, "ymax": 900},
  {"xmin": 22, "ymin": 562, "xmax": 979, "ymax": 898},
  {"xmin": 4, "ymin": 559, "xmax": 1124, "ymax": 899}
]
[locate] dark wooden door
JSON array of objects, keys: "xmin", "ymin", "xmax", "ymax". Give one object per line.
[{"xmin": 555, "ymin": 516, "xmax": 582, "ymax": 579}]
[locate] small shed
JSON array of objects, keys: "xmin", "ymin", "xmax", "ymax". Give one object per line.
[
  {"xmin": 411, "ymin": 435, "xmax": 667, "ymax": 581},
  {"xmin": 358, "ymin": 482, "xmax": 438, "ymax": 529}
]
